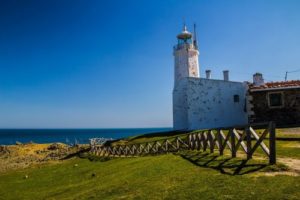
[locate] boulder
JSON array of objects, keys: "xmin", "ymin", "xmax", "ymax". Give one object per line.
[
  {"xmin": 48, "ymin": 143, "xmax": 64, "ymax": 150},
  {"xmin": 0, "ymin": 145, "xmax": 9, "ymax": 155}
]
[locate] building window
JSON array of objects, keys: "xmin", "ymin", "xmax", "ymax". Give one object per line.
[
  {"xmin": 233, "ymin": 95, "xmax": 239, "ymax": 103},
  {"xmin": 268, "ymin": 92, "xmax": 284, "ymax": 108}
]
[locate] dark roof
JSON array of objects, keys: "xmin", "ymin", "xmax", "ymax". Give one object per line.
[{"xmin": 249, "ymin": 80, "xmax": 300, "ymax": 91}]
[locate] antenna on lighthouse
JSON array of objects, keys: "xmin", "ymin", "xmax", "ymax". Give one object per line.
[
  {"xmin": 193, "ymin": 23, "xmax": 198, "ymax": 50},
  {"xmin": 182, "ymin": 17, "xmax": 187, "ymax": 31}
]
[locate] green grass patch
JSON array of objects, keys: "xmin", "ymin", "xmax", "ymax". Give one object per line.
[
  {"xmin": 252, "ymin": 140, "xmax": 300, "ymax": 159},
  {"xmin": 1, "ymin": 127, "xmax": 299, "ymax": 199},
  {"xmin": 0, "ymin": 154, "xmax": 299, "ymax": 200}
]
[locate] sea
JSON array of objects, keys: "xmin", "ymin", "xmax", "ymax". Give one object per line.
[{"xmin": 0, "ymin": 128, "xmax": 172, "ymax": 145}]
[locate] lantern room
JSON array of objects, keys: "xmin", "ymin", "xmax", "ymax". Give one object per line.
[{"xmin": 176, "ymin": 25, "xmax": 193, "ymax": 45}]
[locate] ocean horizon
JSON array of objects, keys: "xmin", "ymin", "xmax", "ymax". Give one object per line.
[{"xmin": 0, "ymin": 128, "xmax": 172, "ymax": 145}]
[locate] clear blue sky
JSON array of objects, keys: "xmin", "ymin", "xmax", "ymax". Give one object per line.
[{"xmin": 0, "ymin": 0, "xmax": 299, "ymax": 128}]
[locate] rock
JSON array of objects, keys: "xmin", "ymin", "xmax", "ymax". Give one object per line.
[
  {"xmin": 48, "ymin": 143, "xmax": 68, "ymax": 152},
  {"xmin": 48, "ymin": 143, "xmax": 60, "ymax": 150},
  {"xmin": 74, "ymin": 164, "xmax": 78, "ymax": 167},
  {"xmin": 47, "ymin": 152, "xmax": 60, "ymax": 160},
  {"xmin": 0, "ymin": 145, "xmax": 5, "ymax": 152},
  {"xmin": 24, "ymin": 175, "xmax": 29, "ymax": 179},
  {"xmin": 0, "ymin": 145, "xmax": 10, "ymax": 155},
  {"xmin": 16, "ymin": 141, "xmax": 22, "ymax": 145},
  {"xmin": 35, "ymin": 150, "xmax": 42, "ymax": 154}
]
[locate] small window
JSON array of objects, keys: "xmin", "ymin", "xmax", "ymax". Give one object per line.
[
  {"xmin": 233, "ymin": 95, "xmax": 240, "ymax": 103},
  {"xmin": 268, "ymin": 92, "xmax": 283, "ymax": 108}
]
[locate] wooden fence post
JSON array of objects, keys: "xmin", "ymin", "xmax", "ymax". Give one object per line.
[
  {"xmin": 188, "ymin": 134, "xmax": 192, "ymax": 150},
  {"xmin": 269, "ymin": 122, "xmax": 276, "ymax": 164},
  {"xmin": 230, "ymin": 129, "xmax": 236, "ymax": 158},
  {"xmin": 217, "ymin": 130, "xmax": 223, "ymax": 155},
  {"xmin": 208, "ymin": 131, "xmax": 214, "ymax": 153},
  {"xmin": 192, "ymin": 134, "xmax": 196, "ymax": 150},
  {"xmin": 165, "ymin": 140, "xmax": 168, "ymax": 152},
  {"xmin": 246, "ymin": 126, "xmax": 252, "ymax": 160},
  {"xmin": 197, "ymin": 133, "xmax": 201, "ymax": 151},
  {"xmin": 203, "ymin": 132, "xmax": 208, "ymax": 151},
  {"xmin": 176, "ymin": 137, "xmax": 180, "ymax": 150},
  {"xmin": 200, "ymin": 132, "xmax": 204, "ymax": 150}
]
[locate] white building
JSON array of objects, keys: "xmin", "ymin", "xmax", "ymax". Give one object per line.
[{"xmin": 172, "ymin": 25, "xmax": 248, "ymax": 130}]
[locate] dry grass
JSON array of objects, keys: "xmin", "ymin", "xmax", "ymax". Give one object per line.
[{"xmin": 0, "ymin": 143, "xmax": 87, "ymax": 173}]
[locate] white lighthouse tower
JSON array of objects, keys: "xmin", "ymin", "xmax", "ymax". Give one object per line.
[
  {"xmin": 173, "ymin": 24, "xmax": 200, "ymax": 86},
  {"xmin": 173, "ymin": 24, "xmax": 200, "ymax": 130}
]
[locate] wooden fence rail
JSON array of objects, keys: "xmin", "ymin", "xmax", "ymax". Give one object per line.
[{"xmin": 90, "ymin": 122, "xmax": 276, "ymax": 164}]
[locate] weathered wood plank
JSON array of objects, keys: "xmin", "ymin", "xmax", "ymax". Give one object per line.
[
  {"xmin": 193, "ymin": 134, "xmax": 197, "ymax": 150},
  {"xmin": 195, "ymin": 133, "xmax": 200, "ymax": 151},
  {"xmin": 233, "ymin": 129, "xmax": 248, "ymax": 153},
  {"xmin": 139, "ymin": 144, "xmax": 145, "ymax": 154},
  {"xmin": 199, "ymin": 132, "xmax": 204, "ymax": 150},
  {"xmin": 230, "ymin": 129, "xmax": 236, "ymax": 157},
  {"xmin": 208, "ymin": 131, "xmax": 214, "ymax": 153},
  {"xmin": 164, "ymin": 140, "xmax": 168, "ymax": 152},
  {"xmin": 178, "ymin": 137, "xmax": 189, "ymax": 148},
  {"xmin": 250, "ymin": 127, "xmax": 270, "ymax": 156},
  {"xmin": 202, "ymin": 132, "xmax": 208, "ymax": 151},
  {"xmin": 188, "ymin": 134, "xmax": 192, "ymax": 149},
  {"xmin": 167, "ymin": 139, "xmax": 178, "ymax": 151},
  {"xmin": 176, "ymin": 137, "xmax": 180, "ymax": 149},
  {"xmin": 220, "ymin": 130, "xmax": 232, "ymax": 151},
  {"xmin": 217, "ymin": 130, "xmax": 223, "ymax": 155}
]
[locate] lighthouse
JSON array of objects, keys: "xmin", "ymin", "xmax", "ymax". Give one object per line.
[
  {"xmin": 172, "ymin": 24, "xmax": 248, "ymax": 130},
  {"xmin": 173, "ymin": 24, "xmax": 200, "ymax": 130},
  {"xmin": 173, "ymin": 24, "xmax": 200, "ymax": 86}
]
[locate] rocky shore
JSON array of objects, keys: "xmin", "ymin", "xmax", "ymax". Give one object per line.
[{"xmin": 0, "ymin": 142, "xmax": 89, "ymax": 173}]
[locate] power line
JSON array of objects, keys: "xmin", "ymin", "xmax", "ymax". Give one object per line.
[{"xmin": 288, "ymin": 69, "xmax": 300, "ymax": 73}]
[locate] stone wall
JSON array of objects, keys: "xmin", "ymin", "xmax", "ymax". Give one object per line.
[{"xmin": 250, "ymin": 88, "xmax": 300, "ymax": 126}]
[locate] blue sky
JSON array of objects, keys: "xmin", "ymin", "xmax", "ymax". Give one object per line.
[{"xmin": 0, "ymin": 0, "xmax": 299, "ymax": 128}]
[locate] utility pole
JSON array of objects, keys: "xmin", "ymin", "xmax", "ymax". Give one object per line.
[{"xmin": 285, "ymin": 71, "xmax": 288, "ymax": 81}]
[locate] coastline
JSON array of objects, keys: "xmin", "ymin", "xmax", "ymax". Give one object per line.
[{"xmin": 0, "ymin": 128, "xmax": 172, "ymax": 145}]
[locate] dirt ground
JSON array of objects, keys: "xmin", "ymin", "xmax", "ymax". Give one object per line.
[
  {"xmin": 279, "ymin": 157, "xmax": 300, "ymax": 173},
  {"xmin": 278, "ymin": 127, "xmax": 300, "ymax": 135}
]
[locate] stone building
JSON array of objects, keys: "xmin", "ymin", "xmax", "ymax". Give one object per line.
[
  {"xmin": 248, "ymin": 73, "xmax": 300, "ymax": 127},
  {"xmin": 172, "ymin": 25, "xmax": 248, "ymax": 130}
]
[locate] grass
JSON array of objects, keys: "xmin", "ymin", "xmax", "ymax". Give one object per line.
[
  {"xmin": 0, "ymin": 127, "xmax": 299, "ymax": 200},
  {"xmin": 0, "ymin": 153, "xmax": 299, "ymax": 200},
  {"xmin": 178, "ymin": 151, "xmax": 288, "ymax": 175},
  {"xmin": 273, "ymin": 140, "xmax": 300, "ymax": 159}
]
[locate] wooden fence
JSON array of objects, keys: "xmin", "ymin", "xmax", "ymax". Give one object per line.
[{"xmin": 90, "ymin": 122, "xmax": 276, "ymax": 164}]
